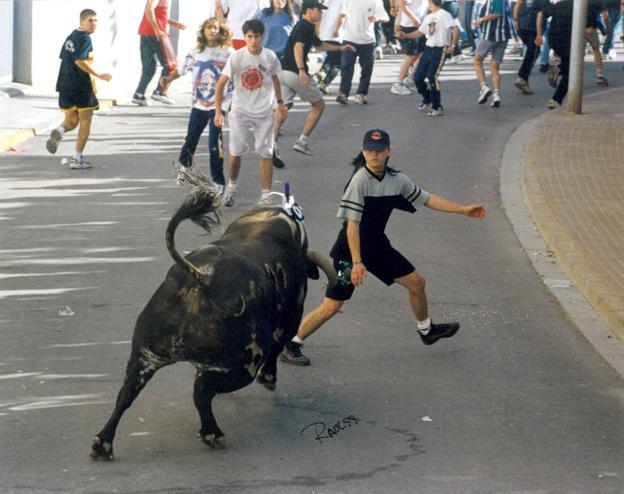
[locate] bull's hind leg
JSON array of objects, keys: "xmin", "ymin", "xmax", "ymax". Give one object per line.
[
  {"xmin": 256, "ymin": 343, "xmax": 281, "ymax": 391},
  {"xmin": 193, "ymin": 367, "xmax": 255, "ymax": 449},
  {"xmin": 90, "ymin": 348, "xmax": 170, "ymax": 460}
]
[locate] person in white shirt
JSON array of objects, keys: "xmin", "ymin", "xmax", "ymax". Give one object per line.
[
  {"xmin": 335, "ymin": 0, "xmax": 389, "ymax": 105},
  {"xmin": 314, "ymin": 0, "xmax": 345, "ymax": 94},
  {"xmin": 220, "ymin": 0, "xmax": 270, "ymax": 49},
  {"xmin": 397, "ymin": 0, "xmax": 459, "ymax": 116},
  {"xmin": 390, "ymin": 0, "xmax": 428, "ymax": 96},
  {"xmin": 214, "ymin": 19, "xmax": 288, "ymax": 207}
]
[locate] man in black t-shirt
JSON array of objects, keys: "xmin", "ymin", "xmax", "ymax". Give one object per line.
[
  {"xmin": 273, "ymin": 0, "xmax": 354, "ymax": 160},
  {"xmin": 46, "ymin": 9, "xmax": 112, "ymax": 169}
]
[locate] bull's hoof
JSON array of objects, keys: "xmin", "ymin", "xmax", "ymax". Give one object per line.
[
  {"xmin": 200, "ymin": 433, "xmax": 226, "ymax": 449},
  {"xmin": 256, "ymin": 372, "xmax": 276, "ymax": 391},
  {"xmin": 90, "ymin": 435, "xmax": 114, "ymax": 461}
]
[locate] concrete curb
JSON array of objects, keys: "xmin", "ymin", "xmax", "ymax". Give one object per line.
[{"xmin": 501, "ymin": 113, "xmax": 624, "ymax": 379}]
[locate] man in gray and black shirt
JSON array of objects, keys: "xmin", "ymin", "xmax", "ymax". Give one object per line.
[{"xmin": 280, "ymin": 129, "xmax": 487, "ymax": 366}]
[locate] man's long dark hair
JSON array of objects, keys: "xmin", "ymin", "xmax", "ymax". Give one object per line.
[{"xmin": 344, "ymin": 151, "xmax": 399, "ymax": 190}]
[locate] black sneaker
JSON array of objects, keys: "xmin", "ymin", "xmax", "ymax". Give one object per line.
[
  {"xmin": 279, "ymin": 341, "xmax": 311, "ymax": 366},
  {"xmin": 419, "ymin": 322, "xmax": 460, "ymax": 346}
]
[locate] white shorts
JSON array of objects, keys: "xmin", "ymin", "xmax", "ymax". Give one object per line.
[
  {"xmin": 279, "ymin": 70, "xmax": 324, "ymax": 106},
  {"xmin": 227, "ymin": 110, "xmax": 275, "ymax": 159}
]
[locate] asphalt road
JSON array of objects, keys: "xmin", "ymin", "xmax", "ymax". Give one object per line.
[{"xmin": 1, "ymin": 51, "xmax": 623, "ymax": 494}]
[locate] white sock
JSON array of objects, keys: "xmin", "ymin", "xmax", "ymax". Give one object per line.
[
  {"xmin": 298, "ymin": 134, "xmax": 308, "ymax": 144},
  {"xmin": 56, "ymin": 126, "xmax": 66, "ymax": 136},
  {"xmin": 481, "ymin": 82, "xmax": 488, "ymax": 88},
  {"xmin": 292, "ymin": 335, "xmax": 304, "ymax": 344},
  {"xmin": 228, "ymin": 179, "xmax": 237, "ymax": 187},
  {"xmin": 73, "ymin": 151, "xmax": 82, "ymax": 160},
  {"xmin": 417, "ymin": 318, "xmax": 431, "ymax": 334},
  {"xmin": 261, "ymin": 188, "xmax": 270, "ymax": 196}
]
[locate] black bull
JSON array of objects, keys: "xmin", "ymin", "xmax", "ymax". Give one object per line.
[{"xmin": 90, "ymin": 187, "xmax": 336, "ymax": 460}]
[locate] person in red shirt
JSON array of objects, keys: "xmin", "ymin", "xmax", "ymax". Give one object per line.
[{"xmin": 132, "ymin": 0, "xmax": 186, "ymax": 106}]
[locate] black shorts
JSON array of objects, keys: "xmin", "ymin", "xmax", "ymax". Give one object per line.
[
  {"xmin": 400, "ymin": 26, "xmax": 425, "ymax": 56},
  {"xmin": 59, "ymin": 90, "xmax": 99, "ymax": 112},
  {"xmin": 325, "ymin": 244, "xmax": 415, "ymax": 301}
]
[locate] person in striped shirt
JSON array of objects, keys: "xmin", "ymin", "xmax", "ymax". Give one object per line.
[
  {"xmin": 280, "ymin": 129, "xmax": 487, "ymax": 366},
  {"xmin": 473, "ymin": 0, "xmax": 512, "ymax": 107}
]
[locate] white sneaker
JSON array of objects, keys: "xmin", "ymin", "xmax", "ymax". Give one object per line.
[
  {"xmin": 293, "ymin": 140, "xmax": 314, "ymax": 156},
  {"xmin": 258, "ymin": 192, "xmax": 272, "ymax": 205},
  {"xmin": 491, "ymin": 92, "xmax": 501, "ymax": 108},
  {"xmin": 131, "ymin": 95, "xmax": 149, "ymax": 106},
  {"xmin": 46, "ymin": 128, "xmax": 63, "ymax": 155},
  {"xmin": 427, "ymin": 106, "xmax": 444, "ymax": 117},
  {"xmin": 222, "ymin": 182, "xmax": 238, "ymax": 207},
  {"xmin": 69, "ymin": 157, "xmax": 92, "ymax": 169},
  {"xmin": 418, "ymin": 102, "xmax": 431, "ymax": 111},
  {"xmin": 151, "ymin": 91, "xmax": 175, "ymax": 105},
  {"xmin": 374, "ymin": 46, "xmax": 383, "ymax": 60},
  {"xmin": 547, "ymin": 99, "xmax": 560, "ymax": 110},
  {"xmin": 215, "ymin": 184, "xmax": 224, "ymax": 196},
  {"xmin": 608, "ymin": 48, "xmax": 618, "ymax": 60},
  {"xmin": 402, "ymin": 77, "xmax": 417, "ymax": 93},
  {"xmin": 390, "ymin": 82, "xmax": 412, "ymax": 96},
  {"xmin": 478, "ymin": 85, "xmax": 492, "ymax": 104},
  {"xmin": 354, "ymin": 94, "xmax": 368, "ymax": 105}
]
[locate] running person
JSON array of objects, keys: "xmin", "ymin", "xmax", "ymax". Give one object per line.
[
  {"xmin": 397, "ymin": 0, "xmax": 460, "ymax": 116},
  {"xmin": 132, "ymin": 0, "xmax": 186, "ymax": 106},
  {"xmin": 46, "ymin": 9, "xmax": 112, "ymax": 169},
  {"xmin": 280, "ymin": 129, "xmax": 487, "ymax": 365}
]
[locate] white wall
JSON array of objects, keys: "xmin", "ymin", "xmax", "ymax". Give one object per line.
[
  {"xmin": 0, "ymin": 0, "xmax": 14, "ymax": 84},
  {"xmin": 12, "ymin": 0, "xmax": 218, "ymax": 98}
]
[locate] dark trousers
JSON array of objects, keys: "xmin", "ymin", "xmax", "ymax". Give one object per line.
[
  {"xmin": 135, "ymin": 35, "xmax": 177, "ymax": 96},
  {"xmin": 340, "ymin": 41, "xmax": 375, "ymax": 97},
  {"xmin": 178, "ymin": 108, "xmax": 225, "ymax": 186},
  {"xmin": 464, "ymin": 1, "xmax": 477, "ymax": 49},
  {"xmin": 517, "ymin": 29, "xmax": 540, "ymax": 81},
  {"xmin": 319, "ymin": 41, "xmax": 342, "ymax": 85},
  {"xmin": 414, "ymin": 46, "xmax": 446, "ymax": 110},
  {"xmin": 550, "ymin": 34, "xmax": 570, "ymax": 104}
]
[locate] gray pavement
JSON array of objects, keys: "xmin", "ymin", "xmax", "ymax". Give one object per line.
[{"xmin": 1, "ymin": 48, "xmax": 624, "ymax": 493}]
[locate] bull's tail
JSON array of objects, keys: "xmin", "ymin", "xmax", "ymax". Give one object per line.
[{"xmin": 166, "ymin": 180, "xmax": 222, "ymax": 283}]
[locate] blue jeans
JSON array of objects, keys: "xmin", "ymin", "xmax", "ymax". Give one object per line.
[
  {"xmin": 339, "ymin": 42, "xmax": 375, "ymax": 97},
  {"xmin": 135, "ymin": 35, "xmax": 169, "ymax": 96},
  {"xmin": 539, "ymin": 22, "xmax": 550, "ymax": 65},
  {"xmin": 178, "ymin": 108, "xmax": 225, "ymax": 186},
  {"xmin": 602, "ymin": 8, "xmax": 622, "ymax": 53},
  {"xmin": 464, "ymin": 1, "xmax": 477, "ymax": 49},
  {"xmin": 414, "ymin": 46, "xmax": 446, "ymax": 110}
]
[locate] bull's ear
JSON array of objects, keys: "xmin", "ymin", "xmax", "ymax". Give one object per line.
[{"xmin": 306, "ymin": 261, "xmax": 320, "ymax": 280}]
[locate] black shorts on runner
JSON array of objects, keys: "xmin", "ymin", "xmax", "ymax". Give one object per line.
[
  {"xmin": 400, "ymin": 26, "xmax": 425, "ymax": 56},
  {"xmin": 59, "ymin": 90, "xmax": 99, "ymax": 111},
  {"xmin": 325, "ymin": 245, "xmax": 415, "ymax": 301}
]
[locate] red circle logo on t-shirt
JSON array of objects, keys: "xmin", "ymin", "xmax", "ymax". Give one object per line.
[{"xmin": 241, "ymin": 68, "xmax": 263, "ymax": 91}]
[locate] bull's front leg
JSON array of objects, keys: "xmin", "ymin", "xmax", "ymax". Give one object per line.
[
  {"xmin": 193, "ymin": 371, "xmax": 226, "ymax": 449},
  {"xmin": 90, "ymin": 348, "xmax": 169, "ymax": 460}
]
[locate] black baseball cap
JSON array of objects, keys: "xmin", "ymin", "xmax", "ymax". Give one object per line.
[
  {"xmin": 362, "ymin": 129, "xmax": 391, "ymax": 151},
  {"xmin": 301, "ymin": 0, "xmax": 328, "ymax": 13}
]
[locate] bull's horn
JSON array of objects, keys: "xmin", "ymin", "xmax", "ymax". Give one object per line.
[{"xmin": 307, "ymin": 250, "xmax": 337, "ymax": 288}]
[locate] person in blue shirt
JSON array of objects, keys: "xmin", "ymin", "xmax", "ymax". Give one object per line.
[{"xmin": 254, "ymin": 0, "xmax": 297, "ymax": 60}]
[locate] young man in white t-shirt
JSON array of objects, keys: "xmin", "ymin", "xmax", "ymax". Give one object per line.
[
  {"xmin": 397, "ymin": 0, "xmax": 459, "ymax": 116},
  {"xmin": 215, "ymin": 19, "xmax": 288, "ymax": 207},
  {"xmin": 335, "ymin": 0, "xmax": 389, "ymax": 105}
]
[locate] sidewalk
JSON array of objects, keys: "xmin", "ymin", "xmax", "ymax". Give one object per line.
[{"xmin": 520, "ymin": 88, "xmax": 624, "ymax": 343}]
